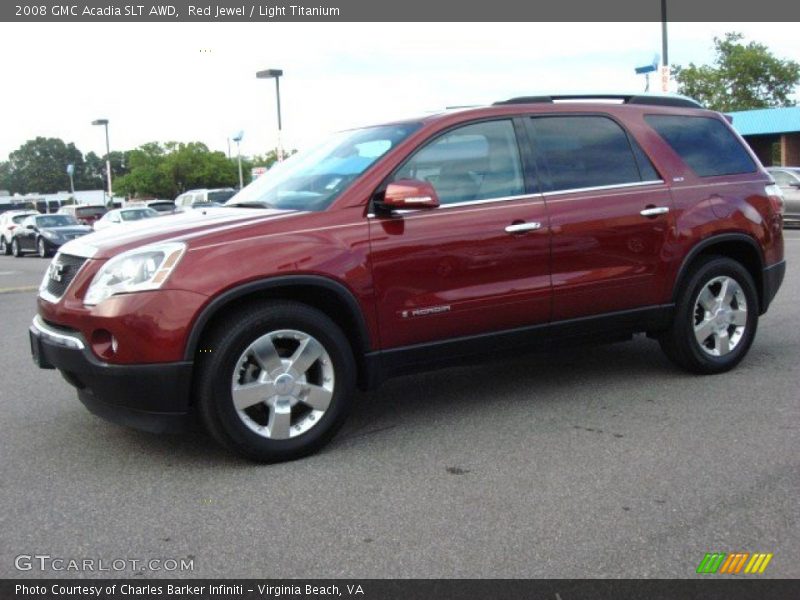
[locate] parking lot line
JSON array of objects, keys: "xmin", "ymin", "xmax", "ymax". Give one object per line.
[{"xmin": 0, "ymin": 285, "xmax": 38, "ymax": 294}]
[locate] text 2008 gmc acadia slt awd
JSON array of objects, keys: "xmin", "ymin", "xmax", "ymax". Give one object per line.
[{"xmin": 30, "ymin": 94, "xmax": 786, "ymax": 462}]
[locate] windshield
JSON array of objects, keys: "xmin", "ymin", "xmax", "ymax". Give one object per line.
[
  {"xmin": 13, "ymin": 213, "xmax": 36, "ymax": 224},
  {"xmin": 36, "ymin": 215, "xmax": 77, "ymax": 227},
  {"xmin": 76, "ymin": 206, "xmax": 106, "ymax": 217},
  {"xmin": 121, "ymin": 208, "xmax": 159, "ymax": 221},
  {"xmin": 227, "ymin": 123, "xmax": 421, "ymax": 211},
  {"xmin": 207, "ymin": 190, "xmax": 236, "ymax": 203},
  {"xmin": 148, "ymin": 202, "xmax": 175, "ymax": 212}
]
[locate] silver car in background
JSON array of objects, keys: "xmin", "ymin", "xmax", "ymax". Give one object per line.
[{"xmin": 767, "ymin": 167, "xmax": 800, "ymax": 227}]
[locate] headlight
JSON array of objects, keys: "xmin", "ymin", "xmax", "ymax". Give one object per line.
[
  {"xmin": 41, "ymin": 230, "xmax": 58, "ymax": 240},
  {"xmin": 84, "ymin": 242, "xmax": 186, "ymax": 306}
]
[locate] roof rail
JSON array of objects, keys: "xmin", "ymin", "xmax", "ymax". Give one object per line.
[{"xmin": 493, "ymin": 94, "xmax": 703, "ymax": 109}]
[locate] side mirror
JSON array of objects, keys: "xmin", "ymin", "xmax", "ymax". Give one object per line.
[
  {"xmin": 26, "ymin": 224, "xmax": 36, "ymax": 230},
  {"xmin": 381, "ymin": 179, "xmax": 440, "ymax": 210}
]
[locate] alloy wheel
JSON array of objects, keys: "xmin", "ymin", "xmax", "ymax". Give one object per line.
[
  {"xmin": 230, "ymin": 329, "xmax": 334, "ymax": 440},
  {"xmin": 692, "ymin": 275, "xmax": 748, "ymax": 357}
]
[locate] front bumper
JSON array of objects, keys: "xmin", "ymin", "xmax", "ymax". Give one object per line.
[{"xmin": 29, "ymin": 315, "xmax": 194, "ymax": 433}]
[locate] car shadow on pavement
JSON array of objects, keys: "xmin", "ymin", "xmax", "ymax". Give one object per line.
[{"xmin": 57, "ymin": 336, "xmax": 682, "ymax": 465}]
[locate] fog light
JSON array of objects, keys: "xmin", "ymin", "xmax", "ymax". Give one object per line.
[{"xmin": 91, "ymin": 329, "xmax": 118, "ymax": 359}]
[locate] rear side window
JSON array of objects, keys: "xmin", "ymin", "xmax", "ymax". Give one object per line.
[
  {"xmin": 645, "ymin": 115, "xmax": 756, "ymax": 177},
  {"xmin": 529, "ymin": 116, "xmax": 654, "ymax": 192}
]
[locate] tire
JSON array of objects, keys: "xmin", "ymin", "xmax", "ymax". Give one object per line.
[
  {"xmin": 0, "ymin": 237, "xmax": 9, "ymax": 255},
  {"xmin": 659, "ymin": 256, "xmax": 758, "ymax": 374},
  {"xmin": 37, "ymin": 238, "xmax": 49, "ymax": 258},
  {"xmin": 196, "ymin": 300, "xmax": 357, "ymax": 463},
  {"xmin": 11, "ymin": 238, "xmax": 21, "ymax": 258}
]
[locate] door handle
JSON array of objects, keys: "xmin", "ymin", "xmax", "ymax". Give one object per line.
[
  {"xmin": 640, "ymin": 206, "xmax": 669, "ymax": 217},
  {"xmin": 505, "ymin": 222, "xmax": 541, "ymax": 234}
]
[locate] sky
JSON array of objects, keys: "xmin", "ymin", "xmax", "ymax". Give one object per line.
[{"xmin": 0, "ymin": 22, "xmax": 798, "ymax": 162}]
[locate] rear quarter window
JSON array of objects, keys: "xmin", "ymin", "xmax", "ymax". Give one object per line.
[{"xmin": 645, "ymin": 115, "xmax": 756, "ymax": 177}]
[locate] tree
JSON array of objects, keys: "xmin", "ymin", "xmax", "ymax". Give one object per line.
[
  {"xmin": 6, "ymin": 137, "xmax": 85, "ymax": 194},
  {"xmin": 0, "ymin": 161, "xmax": 16, "ymax": 193},
  {"xmin": 673, "ymin": 32, "xmax": 800, "ymax": 112},
  {"xmin": 114, "ymin": 141, "xmax": 239, "ymax": 199},
  {"xmin": 80, "ymin": 152, "xmax": 107, "ymax": 190}
]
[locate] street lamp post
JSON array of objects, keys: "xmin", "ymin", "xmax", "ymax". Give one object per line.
[
  {"xmin": 661, "ymin": 0, "xmax": 670, "ymax": 92},
  {"xmin": 232, "ymin": 130, "xmax": 244, "ymax": 189},
  {"xmin": 256, "ymin": 68, "xmax": 284, "ymax": 162},
  {"xmin": 92, "ymin": 119, "xmax": 113, "ymax": 206}
]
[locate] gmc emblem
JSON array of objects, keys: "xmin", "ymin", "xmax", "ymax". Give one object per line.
[{"xmin": 48, "ymin": 262, "xmax": 66, "ymax": 283}]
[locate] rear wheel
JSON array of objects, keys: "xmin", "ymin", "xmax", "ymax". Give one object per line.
[
  {"xmin": 11, "ymin": 238, "xmax": 21, "ymax": 257},
  {"xmin": 659, "ymin": 256, "xmax": 758, "ymax": 374},
  {"xmin": 196, "ymin": 301, "xmax": 356, "ymax": 462}
]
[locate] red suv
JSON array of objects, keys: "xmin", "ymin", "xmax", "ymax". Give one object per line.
[{"xmin": 29, "ymin": 94, "xmax": 786, "ymax": 462}]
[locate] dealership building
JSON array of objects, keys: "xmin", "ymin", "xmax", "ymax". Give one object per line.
[{"xmin": 729, "ymin": 106, "xmax": 800, "ymax": 167}]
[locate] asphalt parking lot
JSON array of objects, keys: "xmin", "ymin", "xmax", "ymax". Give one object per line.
[{"xmin": 1, "ymin": 233, "xmax": 798, "ymax": 580}]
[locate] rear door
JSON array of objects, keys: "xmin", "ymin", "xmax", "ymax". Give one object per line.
[
  {"xmin": 526, "ymin": 114, "xmax": 674, "ymax": 321},
  {"xmin": 369, "ymin": 118, "xmax": 552, "ymax": 349}
]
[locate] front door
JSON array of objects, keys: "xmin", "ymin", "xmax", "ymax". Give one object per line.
[{"xmin": 369, "ymin": 118, "xmax": 552, "ymax": 349}]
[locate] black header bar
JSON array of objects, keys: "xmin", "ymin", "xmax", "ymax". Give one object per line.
[{"xmin": 3, "ymin": 0, "xmax": 800, "ymax": 22}]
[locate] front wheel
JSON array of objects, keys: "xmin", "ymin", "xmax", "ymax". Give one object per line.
[
  {"xmin": 0, "ymin": 237, "xmax": 9, "ymax": 255},
  {"xmin": 37, "ymin": 238, "xmax": 49, "ymax": 258},
  {"xmin": 196, "ymin": 301, "xmax": 356, "ymax": 462},
  {"xmin": 11, "ymin": 238, "xmax": 22, "ymax": 257},
  {"xmin": 659, "ymin": 256, "xmax": 758, "ymax": 374}
]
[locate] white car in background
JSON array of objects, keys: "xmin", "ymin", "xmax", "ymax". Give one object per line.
[
  {"xmin": 0, "ymin": 210, "xmax": 39, "ymax": 255},
  {"xmin": 93, "ymin": 207, "xmax": 160, "ymax": 231},
  {"xmin": 174, "ymin": 188, "xmax": 236, "ymax": 212},
  {"xmin": 766, "ymin": 167, "xmax": 800, "ymax": 227}
]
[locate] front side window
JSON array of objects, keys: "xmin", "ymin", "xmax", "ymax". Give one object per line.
[
  {"xmin": 391, "ymin": 119, "xmax": 525, "ymax": 205},
  {"xmin": 645, "ymin": 115, "xmax": 756, "ymax": 177},
  {"xmin": 228, "ymin": 123, "xmax": 421, "ymax": 211},
  {"xmin": 529, "ymin": 116, "xmax": 649, "ymax": 192}
]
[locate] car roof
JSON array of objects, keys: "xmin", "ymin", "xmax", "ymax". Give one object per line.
[
  {"xmin": 3, "ymin": 210, "xmax": 38, "ymax": 217},
  {"xmin": 364, "ymin": 94, "xmax": 708, "ymax": 129}
]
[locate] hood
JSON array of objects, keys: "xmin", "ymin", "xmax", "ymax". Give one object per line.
[
  {"xmin": 59, "ymin": 206, "xmax": 299, "ymax": 259},
  {"xmin": 43, "ymin": 226, "xmax": 93, "ymax": 236}
]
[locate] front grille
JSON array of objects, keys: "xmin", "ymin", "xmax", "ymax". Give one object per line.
[{"xmin": 44, "ymin": 254, "xmax": 88, "ymax": 300}]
